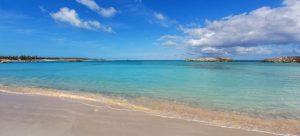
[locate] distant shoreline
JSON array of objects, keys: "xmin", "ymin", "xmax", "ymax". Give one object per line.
[
  {"xmin": 1, "ymin": 56, "xmax": 300, "ymax": 63},
  {"xmin": 0, "ymin": 56, "xmax": 106, "ymax": 63}
]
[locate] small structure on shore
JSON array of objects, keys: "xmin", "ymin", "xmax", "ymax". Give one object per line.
[
  {"xmin": 262, "ymin": 56, "xmax": 300, "ymax": 63},
  {"xmin": 185, "ymin": 57, "xmax": 233, "ymax": 62}
]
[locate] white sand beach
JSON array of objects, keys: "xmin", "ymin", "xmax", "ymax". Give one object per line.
[{"xmin": 0, "ymin": 90, "xmax": 275, "ymax": 136}]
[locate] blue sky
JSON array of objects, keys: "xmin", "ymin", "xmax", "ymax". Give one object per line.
[{"xmin": 0, "ymin": 0, "xmax": 300, "ymax": 60}]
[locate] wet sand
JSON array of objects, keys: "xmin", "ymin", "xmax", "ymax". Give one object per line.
[{"xmin": 0, "ymin": 91, "xmax": 275, "ymax": 136}]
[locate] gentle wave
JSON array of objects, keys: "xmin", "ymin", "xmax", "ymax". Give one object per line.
[{"xmin": 0, "ymin": 85, "xmax": 299, "ymax": 136}]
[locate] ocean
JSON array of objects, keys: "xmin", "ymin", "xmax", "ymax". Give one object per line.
[{"xmin": 0, "ymin": 61, "xmax": 299, "ymax": 134}]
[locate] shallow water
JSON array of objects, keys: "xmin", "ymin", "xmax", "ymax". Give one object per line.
[{"xmin": 0, "ymin": 61, "xmax": 300, "ymax": 134}]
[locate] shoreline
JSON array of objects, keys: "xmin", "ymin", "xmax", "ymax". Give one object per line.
[
  {"xmin": 0, "ymin": 56, "xmax": 106, "ymax": 63},
  {"xmin": 0, "ymin": 85, "xmax": 298, "ymax": 135},
  {"xmin": 0, "ymin": 88, "xmax": 275, "ymax": 136}
]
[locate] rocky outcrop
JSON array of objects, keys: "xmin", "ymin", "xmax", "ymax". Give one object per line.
[
  {"xmin": 186, "ymin": 57, "xmax": 233, "ymax": 62},
  {"xmin": 263, "ymin": 56, "xmax": 300, "ymax": 63}
]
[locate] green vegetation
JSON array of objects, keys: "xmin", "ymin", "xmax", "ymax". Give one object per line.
[
  {"xmin": 0, "ymin": 56, "xmax": 39, "ymax": 60},
  {"xmin": 0, "ymin": 56, "xmax": 105, "ymax": 63}
]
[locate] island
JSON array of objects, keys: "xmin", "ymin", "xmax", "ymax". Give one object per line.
[
  {"xmin": 0, "ymin": 56, "xmax": 106, "ymax": 63},
  {"xmin": 185, "ymin": 57, "xmax": 233, "ymax": 62},
  {"xmin": 262, "ymin": 56, "xmax": 300, "ymax": 63}
]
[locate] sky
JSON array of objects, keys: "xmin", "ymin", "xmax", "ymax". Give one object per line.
[{"xmin": 0, "ymin": 0, "xmax": 300, "ymax": 60}]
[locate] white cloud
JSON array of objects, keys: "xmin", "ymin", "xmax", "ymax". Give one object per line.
[
  {"xmin": 152, "ymin": 12, "xmax": 176, "ymax": 27},
  {"xmin": 161, "ymin": 41, "xmax": 178, "ymax": 46},
  {"xmin": 159, "ymin": 35, "xmax": 180, "ymax": 40},
  {"xmin": 50, "ymin": 7, "xmax": 112, "ymax": 32},
  {"xmin": 158, "ymin": 0, "xmax": 300, "ymax": 56},
  {"xmin": 157, "ymin": 35, "xmax": 182, "ymax": 47},
  {"xmin": 154, "ymin": 13, "xmax": 165, "ymax": 20},
  {"xmin": 76, "ymin": 0, "xmax": 117, "ymax": 18},
  {"xmin": 200, "ymin": 47, "xmax": 225, "ymax": 54},
  {"xmin": 234, "ymin": 46, "xmax": 273, "ymax": 55}
]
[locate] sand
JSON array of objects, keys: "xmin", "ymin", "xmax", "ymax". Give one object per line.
[{"xmin": 0, "ymin": 91, "xmax": 275, "ymax": 136}]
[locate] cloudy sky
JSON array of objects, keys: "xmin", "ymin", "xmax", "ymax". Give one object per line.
[{"xmin": 0, "ymin": 0, "xmax": 300, "ymax": 60}]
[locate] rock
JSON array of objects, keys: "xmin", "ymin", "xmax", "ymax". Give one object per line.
[
  {"xmin": 185, "ymin": 57, "xmax": 233, "ymax": 62},
  {"xmin": 263, "ymin": 56, "xmax": 300, "ymax": 63}
]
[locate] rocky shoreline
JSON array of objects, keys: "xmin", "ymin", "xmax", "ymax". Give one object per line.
[
  {"xmin": 186, "ymin": 58, "xmax": 233, "ymax": 62},
  {"xmin": 262, "ymin": 56, "xmax": 300, "ymax": 63}
]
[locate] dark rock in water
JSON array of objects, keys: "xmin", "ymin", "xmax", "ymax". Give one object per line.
[
  {"xmin": 186, "ymin": 57, "xmax": 233, "ymax": 62},
  {"xmin": 263, "ymin": 56, "xmax": 300, "ymax": 63}
]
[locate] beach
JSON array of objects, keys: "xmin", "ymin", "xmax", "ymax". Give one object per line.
[{"xmin": 0, "ymin": 89, "xmax": 276, "ymax": 136}]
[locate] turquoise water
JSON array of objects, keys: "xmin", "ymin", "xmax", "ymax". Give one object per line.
[{"xmin": 0, "ymin": 61, "xmax": 300, "ymax": 120}]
